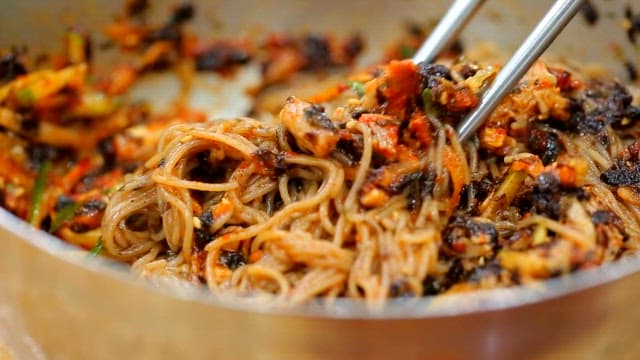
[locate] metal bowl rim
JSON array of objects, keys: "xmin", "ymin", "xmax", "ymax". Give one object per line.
[{"xmin": 3, "ymin": 202, "xmax": 638, "ymax": 320}]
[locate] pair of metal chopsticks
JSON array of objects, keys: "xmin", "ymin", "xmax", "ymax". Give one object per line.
[{"xmin": 412, "ymin": 0, "xmax": 585, "ymax": 142}]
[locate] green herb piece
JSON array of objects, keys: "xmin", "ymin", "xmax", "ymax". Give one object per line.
[
  {"xmin": 16, "ymin": 87, "xmax": 36, "ymax": 107},
  {"xmin": 399, "ymin": 45, "xmax": 415, "ymax": 59},
  {"xmin": 49, "ymin": 202, "xmax": 77, "ymax": 233},
  {"xmin": 422, "ymin": 88, "xmax": 439, "ymax": 117},
  {"xmin": 67, "ymin": 31, "xmax": 86, "ymax": 64},
  {"xmin": 89, "ymin": 237, "xmax": 103, "ymax": 256},
  {"xmin": 346, "ymin": 80, "xmax": 365, "ymax": 97},
  {"xmin": 28, "ymin": 160, "xmax": 51, "ymax": 226}
]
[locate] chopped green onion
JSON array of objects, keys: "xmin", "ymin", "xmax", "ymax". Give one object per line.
[
  {"xmin": 73, "ymin": 92, "xmax": 118, "ymax": 117},
  {"xmin": 28, "ymin": 160, "xmax": 51, "ymax": 226},
  {"xmin": 89, "ymin": 237, "xmax": 103, "ymax": 256},
  {"xmin": 399, "ymin": 45, "xmax": 415, "ymax": 59},
  {"xmin": 67, "ymin": 31, "xmax": 86, "ymax": 64},
  {"xmin": 16, "ymin": 87, "xmax": 35, "ymax": 107},
  {"xmin": 421, "ymin": 88, "xmax": 439, "ymax": 117},
  {"xmin": 532, "ymin": 224, "xmax": 548, "ymax": 246},
  {"xmin": 49, "ymin": 202, "xmax": 77, "ymax": 233},
  {"xmin": 346, "ymin": 80, "xmax": 365, "ymax": 97}
]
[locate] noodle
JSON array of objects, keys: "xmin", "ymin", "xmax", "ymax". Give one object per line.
[
  {"xmin": 99, "ymin": 58, "xmax": 640, "ymax": 304},
  {"xmin": 2, "ymin": 14, "xmax": 639, "ymax": 306}
]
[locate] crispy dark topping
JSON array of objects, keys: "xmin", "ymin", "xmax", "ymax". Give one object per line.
[
  {"xmin": 422, "ymin": 276, "xmax": 443, "ymax": 295},
  {"xmin": 26, "ymin": 144, "xmax": 66, "ymax": 169},
  {"xmin": 170, "ymin": 2, "xmax": 195, "ymax": 25},
  {"xmin": 343, "ymin": 34, "xmax": 364, "ymax": 61},
  {"xmin": 447, "ymin": 39, "xmax": 464, "ymax": 56},
  {"xmin": 406, "ymin": 22, "xmax": 424, "ymax": 37},
  {"xmin": 626, "ymin": 105, "xmax": 640, "ymax": 121},
  {"xmin": 219, "ymin": 250, "xmax": 246, "ymax": 270},
  {"xmin": 199, "ymin": 210, "xmax": 214, "ymax": 228},
  {"xmin": 98, "ymin": 137, "xmax": 117, "ymax": 170},
  {"xmin": 275, "ymin": 152, "xmax": 288, "ymax": 175},
  {"xmin": 20, "ymin": 115, "xmax": 39, "ymax": 133},
  {"xmin": 600, "ymin": 142, "xmax": 640, "ymax": 186},
  {"xmin": 468, "ymin": 261, "xmax": 502, "ymax": 282},
  {"xmin": 417, "ymin": 63, "xmax": 451, "ymax": 90},
  {"xmin": 515, "ymin": 173, "xmax": 563, "ymax": 219},
  {"xmin": 143, "ymin": 4, "xmax": 194, "ymax": 46},
  {"xmin": 624, "ymin": 60, "xmax": 638, "ymax": 82},
  {"xmin": 195, "ymin": 44, "xmax": 251, "ymax": 72},
  {"xmin": 301, "ymin": 35, "xmax": 331, "ymax": 70},
  {"xmin": 445, "ymin": 259, "xmax": 467, "ymax": 284},
  {"xmin": 54, "ymin": 195, "xmax": 76, "ymax": 212},
  {"xmin": 624, "ymin": 5, "xmax": 640, "ymax": 44},
  {"xmin": 458, "ymin": 176, "xmax": 495, "ymax": 214},
  {"xmin": 386, "ymin": 168, "xmax": 436, "ymax": 211},
  {"xmin": 303, "ymin": 104, "xmax": 338, "ymax": 131},
  {"xmin": 548, "ymin": 66, "xmax": 573, "ymax": 91},
  {"xmin": 580, "ymin": 0, "xmax": 599, "ymax": 25},
  {"xmin": 389, "ymin": 171, "xmax": 423, "ymax": 194},
  {"xmin": 193, "ymin": 209, "xmax": 221, "ymax": 248},
  {"xmin": 331, "ymin": 141, "xmax": 358, "ymax": 167},
  {"xmin": 538, "ymin": 171, "xmax": 561, "ymax": 190},
  {"xmin": 444, "ymin": 216, "xmax": 499, "ymax": 253},
  {"xmin": 146, "ymin": 24, "xmax": 182, "ymax": 45},
  {"xmin": 0, "ymin": 52, "xmax": 27, "ymax": 83},
  {"xmin": 591, "ymin": 209, "xmax": 618, "ymax": 225},
  {"xmin": 125, "ymin": 0, "xmax": 149, "ymax": 17},
  {"xmin": 389, "ymin": 279, "xmax": 415, "ymax": 297},
  {"xmin": 472, "ymin": 177, "xmax": 495, "ymax": 203},
  {"xmin": 188, "ymin": 151, "xmax": 228, "ymax": 184},
  {"xmin": 76, "ymin": 199, "xmax": 106, "ymax": 216},
  {"xmin": 528, "ymin": 128, "xmax": 560, "ymax": 165},
  {"xmin": 569, "ymin": 81, "xmax": 634, "ymax": 135},
  {"xmin": 194, "ymin": 228, "xmax": 213, "ymax": 250},
  {"xmin": 601, "ymin": 163, "xmax": 640, "ymax": 186},
  {"xmin": 457, "ymin": 64, "xmax": 478, "ymax": 79}
]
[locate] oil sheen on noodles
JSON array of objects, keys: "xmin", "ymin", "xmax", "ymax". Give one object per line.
[
  {"xmin": 101, "ymin": 60, "xmax": 640, "ymax": 307},
  {"xmin": 101, "ymin": 108, "xmax": 467, "ymax": 307}
]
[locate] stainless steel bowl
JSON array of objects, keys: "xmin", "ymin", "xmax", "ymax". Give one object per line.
[{"xmin": 1, "ymin": 1, "xmax": 639, "ymax": 358}]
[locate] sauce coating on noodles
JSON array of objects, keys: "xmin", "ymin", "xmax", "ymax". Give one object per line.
[{"xmin": 1, "ymin": 1, "xmax": 640, "ymax": 306}]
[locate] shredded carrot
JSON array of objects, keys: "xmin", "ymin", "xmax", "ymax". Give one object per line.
[
  {"xmin": 214, "ymin": 198, "xmax": 233, "ymax": 218},
  {"xmin": 480, "ymin": 127, "xmax": 508, "ymax": 149},
  {"xmin": 249, "ymin": 249, "xmax": 264, "ymax": 263},
  {"xmin": 359, "ymin": 113, "xmax": 399, "ymax": 159},
  {"xmin": 104, "ymin": 21, "xmax": 148, "ymax": 49},
  {"xmin": 175, "ymin": 106, "xmax": 207, "ymax": 123},
  {"xmin": 212, "ymin": 266, "xmax": 233, "ymax": 282},
  {"xmin": 0, "ymin": 153, "xmax": 33, "ymax": 188},
  {"xmin": 60, "ymin": 158, "xmax": 93, "ymax": 192},
  {"xmin": 407, "ymin": 110, "xmax": 432, "ymax": 146},
  {"xmin": 89, "ymin": 168, "xmax": 124, "ymax": 191},
  {"xmin": 307, "ymin": 84, "xmax": 347, "ymax": 103},
  {"xmin": 180, "ymin": 33, "xmax": 200, "ymax": 57},
  {"xmin": 380, "ymin": 60, "xmax": 419, "ymax": 119},
  {"xmin": 138, "ymin": 41, "xmax": 173, "ymax": 69},
  {"xmin": 451, "ymin": 242, "xmax": 466, "ymax": 253},
  {"xmin": 510, "ymin": 157, "xmax": 544, "ymax": 178},
  {"xmin": 221, "ymin": 241, "xmax": 239, "ymax": 252},
  {"xmin": 443, "ymin": 146, "xmax": 466, "ymax": 211},
  {"xmin": 105, "ymin": 65, "xmax": 137, "ymax": 95},
  {"xmin": 445, "ymin": 85, "xmax": 479, "ymax": 112}
]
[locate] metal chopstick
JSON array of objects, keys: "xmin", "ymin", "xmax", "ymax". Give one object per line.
[
  {"xmin": 455, "ymin": 0, "xmax": 585, "ymax": 142},
  {"xmin": 412, "ymin": 0, "xmax": 486, "ymax": 65}
]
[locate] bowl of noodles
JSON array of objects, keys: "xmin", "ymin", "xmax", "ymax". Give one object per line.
[{"xmin": 1, "ymin": 0, "xmax": 640, "ymax": 358}]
